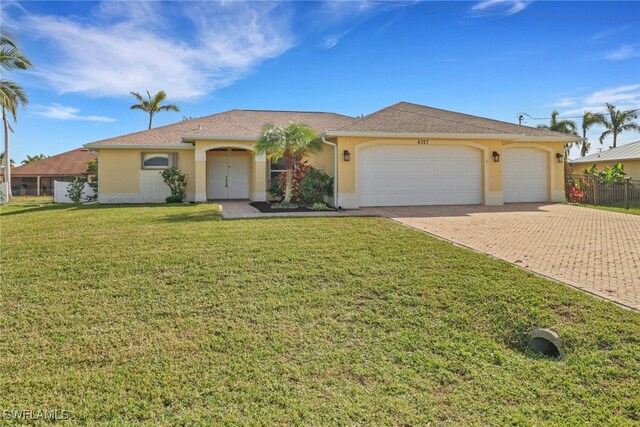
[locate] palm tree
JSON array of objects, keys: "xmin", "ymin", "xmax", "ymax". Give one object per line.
[
  {"xmin": 130, "ymin": 90, "xmax": 180, "ymax": 129},
  {"xmin": 0, "ymin": 152, "xmax": 14, "ymax": 168},
  {"xmin": 254, "ymin": 122, "xmax": 321, "ymax": 205},
  {"xmin": 0, "ymin": 35, "xmax": 32, "ymax": 71},
  {"xmin": 599, "ymin": 103, "xmax": 640, "ymax": 148},
  {"xmin": 21, "ymin": 153, "xmax": 47, "ymax": 164},
  {"xmin": 537, "ymin": 110, "xmax": 578, "ymax": 158},
  {"xmin": 1, "ymin": 80, "xmax": 28, "ymax": 198},
  {"xmin": 580, "ymin": 111, "xmax": 606, "ymax": 157},
  {"xmin": 1, "ymin": 34, "xmax": 32, "ymax": 199}
]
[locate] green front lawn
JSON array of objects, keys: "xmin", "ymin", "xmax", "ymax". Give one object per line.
[{"xmin": 1, "ymin": 204, "xmax": 638, "ymax": 425}]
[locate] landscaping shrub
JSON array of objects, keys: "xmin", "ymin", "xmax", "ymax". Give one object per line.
[
  {"xmin": 272, "ymin": 161, "xmax": 312, "ymax": 202},
  {"xmin": 86, "ymin": 159, "xmax": 98, "ymax": 201},
  {"xmin": 160, "ymin": 167, "xmax": 188, "ymax": 203},
  {"xmin": 299, "ymin": 168, "xmax": 333, "ymax": 206},
  {"xmin": 268, "ymin": 177, "xmax": 284, "ymax": 201},
  {"xmin": 66, "ymin": 178, "xmax": 86, "ymax": 202}
]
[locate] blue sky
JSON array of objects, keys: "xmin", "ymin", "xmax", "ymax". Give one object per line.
[{"xmin": 3, "ymin": 0, "xmax": 640, "ymax": 162}]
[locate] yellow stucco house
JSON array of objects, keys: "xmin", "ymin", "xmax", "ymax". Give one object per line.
[
  {"xmin": 570, "ymin": 140, "xmax": 640, "ymax": 179},
  {"xmin": 84, "ymin": 102, "xmax": 579, "ymax": 208}
]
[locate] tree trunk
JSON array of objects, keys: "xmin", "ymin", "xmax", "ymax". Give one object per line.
[
  {"xmin": 613, "ymin": 132, "xmax": 617, "ymax": 148},
  {"xmin": 284, "ymin": 169, "xmax": 293, "ymax": 204},
  {"xmin": 282, "ymin": 150, "xmax": 294, "ymax": 204},
  {"xmin": 148, "ymin": 113, "xmax": 153, "ymax": 130},
  {"xmin": 2, "ymin": 107, "xmax": 11, "ymax": 199}
]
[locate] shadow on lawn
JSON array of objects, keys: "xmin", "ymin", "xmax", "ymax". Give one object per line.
[{"xmin": 158, "ymin": 209, "xmax": 222, "ymax": 222}]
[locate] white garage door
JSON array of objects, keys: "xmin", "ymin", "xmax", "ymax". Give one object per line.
[
  {"xmin": 358, "ymin": 145, "xmax": 482, "ymax": 206},
  {"xmin": 503, "ymin": 148, "xmax": 548, "ymax": 202}
]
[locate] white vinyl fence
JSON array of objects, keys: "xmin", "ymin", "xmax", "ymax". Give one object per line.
[
  {"xmin": 54, "ymin": 180, "xmax": 95, "ymax": 203},
  {"xmin": 0, "ymin": 181, "xmax": 8, "ymax": 205}
]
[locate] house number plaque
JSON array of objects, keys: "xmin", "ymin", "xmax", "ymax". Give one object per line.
[{"xmin": 417, "ymin": 139, "xmax": 429, "ymax": 145}]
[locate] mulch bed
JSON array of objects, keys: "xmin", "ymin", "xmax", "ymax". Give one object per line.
[{"xmin": 249, "ymin": 202, "xmax": 337, "ymax": 214}]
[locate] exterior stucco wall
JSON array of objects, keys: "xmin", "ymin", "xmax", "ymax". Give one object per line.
[
  {"xmin": 98, "ymin": 148, "xmax": 195, "ymax": 203},
  {"xmin": 95, "ymin": 138, "xmax": 567, "ymax": 207},
  {"xmin": 571, "ymin": 159, "xmax": 640, "ymax": 180}
]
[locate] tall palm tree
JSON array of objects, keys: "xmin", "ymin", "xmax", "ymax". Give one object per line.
[
  {"xmin": 21, "ymin": 153, "xmax": 47, "ymax": 164},
  {"xmin": 1, "ymin": 80, "xmax": 28, "ymax": 197},
  {"xmin": 537, "ymin": 110, "xmax": 578, "ymax": 158},
  {"xmin": 254, "ymin": 122, "xmax": 321, "ymax": 205},
  {"xmin": 599, "ymin": 103, "xmax": 640, "ymax": 148},
  {"xmin": 0, "ymin": 35, "xmax": 32, "ymax": 71},
  {"xmin": 130, "ymin": 90, "xmax": 180, "ymax": 129},
  {"xmin": 1, "ymin": 34, "xmax": 32, "ymax": 198},
  {"xmin": 580, "ymin": 111, "xmax": 606, "ymax": 157}
]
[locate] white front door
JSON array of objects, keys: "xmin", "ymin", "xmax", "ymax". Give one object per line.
[
  {"xmin": 358, "ymin": 144, "xmax": 483, "ymax": 206},
  {"xmin": 206, "ymin": 150, "xmax": 249, "ymax": 200},
  {"xmin": 503, "ymin": 148, "xmax": 548, "ymax": 202}
]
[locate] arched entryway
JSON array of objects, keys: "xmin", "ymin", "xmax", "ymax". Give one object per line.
[{"xmin": 206, "ymin": 148, "xmax": 251, "ymax": 200}]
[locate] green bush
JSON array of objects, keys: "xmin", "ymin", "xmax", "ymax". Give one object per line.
[
  {"xmin": 299, "ymin": 169, "xmax": 333, "ymax": 206},
  {"xmin": 268, "ymin": 177, "xmax": 284, "ymax": 200},
  {"xmin": 66, "ymin": 178, "xmax": 86, "ymax": 203},
  {"xmin": 160, "ymin": 167, "xmax": 188, "ymax": 203}
]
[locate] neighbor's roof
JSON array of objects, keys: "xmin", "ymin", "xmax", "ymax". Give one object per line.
[
  {"xmin": 328, "ymin": 102, "xmax": 579, "ymax": 140},
  {"xmin": 2, "ymin": 148, "xmax": 97, "ymax": 177},
  {"xmin": 571, "ymin": 141, "xmax": 640, "ymax": 163},
  {"xmin": 85, "ymin": 102, "xmax": 579, "ymax": 149},
  {"xmin": 86, "ymin": 110, "xmax": 356, "ymax": 148}
]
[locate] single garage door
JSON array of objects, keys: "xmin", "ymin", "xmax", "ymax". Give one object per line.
[
  {"xmin": 358, "ymin": 145, "xmax": 482, "ymax": 206},
  {"xmin": 503, "ymin": 148, "xmax": 548, "ymax": 202}
]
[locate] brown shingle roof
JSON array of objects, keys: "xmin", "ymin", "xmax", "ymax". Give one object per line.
[
  {"xmin": 334, "ymin": 102, "xmax": 578, "ymax": 138},
  {"xmin": 5, "ymin": 148, "xmax": 96, "ymax": 177},
  {"xmin": 85, "ymin": 102, "xmax": 579, "ymax": 148},
  {"xmin": 86, "ymin": 110, "xmax": 356, "ymax": 147}
]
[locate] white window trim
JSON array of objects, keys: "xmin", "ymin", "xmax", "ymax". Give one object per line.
[{"xmin": 141, "ymin": 152, "xmax": 178, "ymax": 170}]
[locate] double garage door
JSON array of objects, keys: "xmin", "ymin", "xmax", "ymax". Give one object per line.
[{"xmin": 358, "ymin": 145, "xmax": 548, "ymax": 207}]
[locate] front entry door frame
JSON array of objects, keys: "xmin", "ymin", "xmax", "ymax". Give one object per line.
[{"xmin": 206, "ymin": 149, "xmax": 250, "ymax": 200}]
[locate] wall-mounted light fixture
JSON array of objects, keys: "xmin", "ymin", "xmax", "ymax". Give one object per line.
[
  {"xmin": 343, "ymin": 150, "xmax": 351, "ymax": 161},
  {"xmin": 556, "ymin": 153, "xmax": 564, "ymax": 163},
  {"xmin": 492, "ymin": 151, "xmax": 500, "ymax": 162}
]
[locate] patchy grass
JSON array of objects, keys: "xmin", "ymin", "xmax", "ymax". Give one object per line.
[
  {"xmin": 1, "ymin": 204, "xmax": 639, "ymax": 425},
  {"xmin": 576, "ymin": 204, "xmax": 640, "ymax": 216}
]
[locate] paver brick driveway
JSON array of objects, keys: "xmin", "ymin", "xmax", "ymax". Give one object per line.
[{"xmin": 365, "ymin": 204, "xmax": 640, "ymax": 310}]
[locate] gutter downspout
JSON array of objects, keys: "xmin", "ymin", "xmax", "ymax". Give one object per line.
[{"xmin": 321, "ymin": 135, "xmax": 339, "ymax": 209}]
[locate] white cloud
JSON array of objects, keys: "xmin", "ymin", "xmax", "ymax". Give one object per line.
[
  {"xmin": 32, "ymin": 104, "xmax": 116, "ymax": 122},
  {"xmin": 321, "ymin": 28, "xmax": 352, "ymax": 49},
  {"xmin": 590, "ymin": 26, "xmax": 630, "ymax": 43},
  {"xmin": 548, "ymin": 97, "xmax": 578, "ymax": 108},
  {"xmin": 471, "ymin": 0, "xmax": 531, "ymax": 16},
  {"xmin": 8, "ymin": 1, "xmax": 294, "ymax": 100},
  {"xmin": 604, "ymin": 45, "xmax": 640, "ymax": 61}
]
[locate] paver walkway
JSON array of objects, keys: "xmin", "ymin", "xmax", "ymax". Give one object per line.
[
  {"xmin": 219, "ymin": 202, "xmax": 640, "ymax": 310},
  {"xmin": 366, "ymin": 204, "xmax": 640, "ymax": 311}
]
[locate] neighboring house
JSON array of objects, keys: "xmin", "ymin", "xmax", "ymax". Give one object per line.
[
  {"xmin": 0, "ymin": 148, "xmax": 97, "ymax": 196},
  {"xmin": 570, "ymin": 141, "xmax": 640, "ymax": 179},
  {"xmin": 85, "ymin": 102, "xmax": 579, "ymax": 208}
]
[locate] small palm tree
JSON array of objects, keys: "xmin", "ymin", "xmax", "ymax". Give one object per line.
[
  {"xmin": 21, "ymin": 154, "xmax": 47, "ymax": 164},
  {"xmin": 1, "ymin": 34, "xmax": 32, "ymax": 199},
  {"xmin": 254, "ymin": 122, "xmax": 321, "ymax": 205},
  {"xmin": 599, "ymin": 103, "xmax": 640, "ymax": 148},
  {"xmin": 537, "ymin": 110, "xmax": 578, "ymax": 158},
  {"xmin": 580, "ymin": 111, "xmax": 606, "ymax": 157},
  {"xmin": 130, "ymin": 90, "xmax": 180, "ymax": 129}
]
